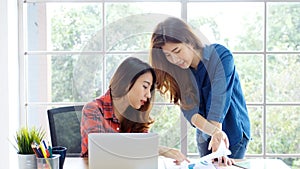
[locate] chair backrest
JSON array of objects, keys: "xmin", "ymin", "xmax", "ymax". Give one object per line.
[{"xmin": 47, "ymin": 105, "xmax": 83, "ymax": 157}]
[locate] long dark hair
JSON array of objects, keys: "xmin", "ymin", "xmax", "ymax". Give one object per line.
[
  {"xmin": 150, "ymin": 17, "xmax": 200, "ymax": 110},
  {"xmin": 109, "ymin": 57, "xmax": 156, "ymax": 132}
]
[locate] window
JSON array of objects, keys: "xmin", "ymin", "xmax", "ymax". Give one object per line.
[{"xmin": 20, "ymin": 1, "xmax": 300, "ymax": 168}]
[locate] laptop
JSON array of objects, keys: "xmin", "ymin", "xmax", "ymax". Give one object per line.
[{"xmin": 88, "ymin": 133, "xmax": 159, "ymax": 169}]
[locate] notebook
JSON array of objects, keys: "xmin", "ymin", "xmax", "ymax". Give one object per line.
[{"xmin": 88, "ymin": 133, "xmax": 159, "ymax": 169}]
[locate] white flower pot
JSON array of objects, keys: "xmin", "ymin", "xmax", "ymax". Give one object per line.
[{"xmin": 18, "ymin": 154, "xmax": 37, "ymax": 169}]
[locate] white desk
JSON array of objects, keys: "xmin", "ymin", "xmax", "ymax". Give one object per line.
[
  {"xmin": 157, "ymin": 158, "xmax": 291, "ymax": 169},
  {"xmin": 230, "ymin": 159, "xmax": 291, "ymax": 169},
  {"xmin": 64, "ymin": 157, "xmax": 291, "ymax": 169}
]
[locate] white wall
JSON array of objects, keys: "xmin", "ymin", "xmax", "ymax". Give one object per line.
[{"xmin": 0, "ymin": 0, "xmax": 19, "ymax": 168}]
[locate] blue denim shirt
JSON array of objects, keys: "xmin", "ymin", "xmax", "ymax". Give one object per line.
[{"xmin": 182, "ymin": 44, "xmax": 251, "ymax": 146}]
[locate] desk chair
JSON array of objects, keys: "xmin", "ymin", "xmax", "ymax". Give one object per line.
[{"xmin": 47, "ymin": 105, "xmax": 83, "ymax": 157}]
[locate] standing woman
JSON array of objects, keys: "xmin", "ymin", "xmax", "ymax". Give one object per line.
[
  {"xmin": 149, "ymin": 17, "xmax": 250, "ymax": 165},
  {"xmin": 80, "ymin": 57, "xmax": 189, "ymax": 164}
]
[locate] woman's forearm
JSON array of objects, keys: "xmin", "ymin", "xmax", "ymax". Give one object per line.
[
  {"xmin": 191, "ymin": 114, "xmax": 221, "ymax": 136},
  {"xmin": 158, "ymin": 145, "xmax": 168, "ymax": 156}
]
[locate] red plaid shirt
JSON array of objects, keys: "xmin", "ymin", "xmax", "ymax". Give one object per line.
[{"xmin": 80, "ymin": 89, "xmax": 122, "ymax": 157}]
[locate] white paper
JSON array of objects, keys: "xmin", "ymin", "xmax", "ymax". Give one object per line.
[
  {"xmin": 159, "ymin": 141, "xmax": 231, "ymax": 169},
  {"xmin": 199, "ymin": 141, "xmax": 231, "ymax": 162}
]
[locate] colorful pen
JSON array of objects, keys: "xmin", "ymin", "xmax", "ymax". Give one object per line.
[{"xmin": 48, "ymin": 141, "xmax": 53, "ymax": 158}]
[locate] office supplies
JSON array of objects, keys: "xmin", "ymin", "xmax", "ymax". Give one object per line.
[
  {"xmin": 39, "ymin": 143, "xmax": 48, "ymax": 158},
  {"xmin": 41, "ymin": 140, "xmax": 51, "ymax": 158},
  {"xmin": 31, "ymin": 142, "xmax": 42, "ymax": 158},
  {"xmin": 88, "ymin": 133, "xmax": 159, "ymax": 169},
  {"xmin": 42, "ymin": 140, "xmax": 47, "ymax": 150},
  {"xmin": 48, "ymin": 141, "xmax": 53, "ymax": 158},
  {"xmin": 36, "ymin": 154, "xmax": 60, "ymax": 169}
]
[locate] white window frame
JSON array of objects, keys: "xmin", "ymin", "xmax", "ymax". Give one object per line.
[{"xmin": 18, "ymin": 0, "xmax": 300, "ymax": 161}]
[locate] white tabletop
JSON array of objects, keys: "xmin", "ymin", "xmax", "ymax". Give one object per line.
[
  {"xmin": 158, "ymin": 157, "xmax": 291, "ymax": 169},
  {"xmin": 64, "ymin": 157, "xmax": 291, "ymax": 169}
]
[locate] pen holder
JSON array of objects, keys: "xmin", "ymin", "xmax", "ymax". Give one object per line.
[
  {"xmin": 52, "ymin": 146, "xmax": 67, "ymax": 169},
  {"xmin": 36, "ymin": 154, "xmax": 60, "ymax": 169}
]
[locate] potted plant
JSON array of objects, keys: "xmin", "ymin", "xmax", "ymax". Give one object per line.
[{"xmin": 15, "ymin": 126, "xmax": 46, "ymax": 169}]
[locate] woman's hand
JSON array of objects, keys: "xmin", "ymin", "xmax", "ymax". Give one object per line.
[
  {"xmin": 159, "ymin": 146, "xmax": 190, "ymax": 165},
  {"xmin": 208, "ymin": 130, "xmax": 229, "ymax": 151},
  {"xmin": 208, "ymin": 131, "xmax": 233, "ymax": 165},
  {"xmin": 213, "ymin": 156, "xmax": 235, "ymax": 166},
  {"xmin": 191, "ymin": 114, "xmax": 233, "ymax": 165}
]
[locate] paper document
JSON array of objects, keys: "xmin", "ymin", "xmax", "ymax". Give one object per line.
[
  {"xmin": 185, "ymin": 141, "xmax": 231, "ymax": 169},
  {"xmin": 199, "ymin": 141, "xmax": 231, "ymax": 162},
  {"xmin": 160, "ymin": 141, "xmax": 231, "ymax": 169}
]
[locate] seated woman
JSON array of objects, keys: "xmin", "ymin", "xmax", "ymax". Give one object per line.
[{"xmin": 80, "ymin": 57, "xmax": 189, "ymax": 164}]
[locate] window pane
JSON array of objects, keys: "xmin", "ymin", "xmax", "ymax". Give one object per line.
[
  {"xmin": 105, "ymin": 2, "xmax": 180, "ymax": 51},
  {"xmin": 51, "ymin": 54, "xmax": 77, "ymax": 102},
  {"xmin": 26, "ymin": 55, "xmax": 49, "ymax": 102},
  {"xmin": 235, "ymin": 54, "xmax": 263, "ymax": 103},
  {"xmin": 266, "ymin": 54, "xmax": 300, "ymax": 102},
  {"xmin": 267, "ymin": 3, "xmax": 300, "ymax": 51},
  {"xmin": 27, "ymin": 3, "xmax": 47, "ymax": 51},
  {"xmin": 150, "ymin": 105, "xmax": 181, "ymax": 149},
  {"xmin": 281, "ymin": 157, "xmax": 300, "ymax": 169},
  {"xmin": 187, "ymin": 2, "xmax": 264, "ymax": 51},
  {"xmin": 27, "ymin": 54, "xmax": 103, "ymax": 102},
  {"xmin": 266, "ymin": 106, "xmax": 300, "ymax": 154},
  {"xmin": 52, "ymin": 54, "xmax": 103, "ymax": 102},
  {"xmin": 247, "ymin": 106, "xmax": 263, "ymax": 154},
  {"xmin": 26, "ymin": 105, "xmax": 49, "ymax": 130},
  {"xmin": 47, "ymin": 3, "xmax": 103, "ymax": 51},
  {"xmin": 21, "ymin": 2, "xmax": 98, "ymax": 51},
  {"xmin": 72, "ymin": 54, "xmax": 104, "ymax": 102},
  {"xmin": 105, "ymin": 22, "xmax": 154, "ymax": 52},
  {"xmin": 105, "ymin": 2, "xmax": 180, "ymax": 25},
  {"xmin": 187, "ymin": 126, "xmax": 198, "ymax": 154}
]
